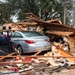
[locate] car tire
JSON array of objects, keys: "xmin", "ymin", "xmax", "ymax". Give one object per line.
[{"xmin": 17, "ymin": 45, "xmax": 23, "ymax": 55}]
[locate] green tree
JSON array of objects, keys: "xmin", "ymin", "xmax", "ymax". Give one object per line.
[
  {"xmin": 18, "ymin": 0, "xmax": 39, "ymax": 21},
  {"xmin": 59, "ymin": 0, "xmax": 73, "ymax": 25},
  {"xmin": 37, "ymin": 0, "xmax": 63, "ymax": 20},
  {"xmin": 0, "ymin": 0, "xmax": 73, "ymax": 26}
]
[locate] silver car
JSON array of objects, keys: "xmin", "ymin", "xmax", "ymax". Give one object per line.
[{"xmin": 11, "ymin": 31, "xmax": 51, "ymax": 54}]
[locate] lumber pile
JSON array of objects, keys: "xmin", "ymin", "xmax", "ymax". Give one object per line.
[
  {"xmin": 0, "ymin": 13, "xmax": 75, "ymax": 75},
  {"xmin": 0, "ymin": 46, "xmax": 75, "ymax": 75}
]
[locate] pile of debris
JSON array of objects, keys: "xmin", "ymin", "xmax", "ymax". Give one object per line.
[
  {"xmin": 0, "ymin": 13, "xmax": 75, "ymax": 75},
  {"xmin": 0, "ymin": 42, "xmax": 75, "ymax": 75}
]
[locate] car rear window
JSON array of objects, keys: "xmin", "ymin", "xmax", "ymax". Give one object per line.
[{"xmin": 23, "ymin": 31, "xmax": 44, "ymax": 37}]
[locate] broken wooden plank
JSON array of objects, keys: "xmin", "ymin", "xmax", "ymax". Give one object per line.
[
  {"xmin": 0, "ymin": 52, "xmax": 17, "ymax": 61},
  {"xmin": 53, "ymin": 43, "xmax": 75, "ymax": 63},
  {"xmin": 45, "ymin": 31, "xmax": 74, "ymax": 36},
  {"xmin": 34, "ymin": 50, "xmax": 42, "ymax": 56},
  {"xmin": 0, "ymin": 55, "xmax": 75, "ymax": 58},
  {"xmin": 0, "ymin": 61, "xmax": 31, "ymax": 64}
]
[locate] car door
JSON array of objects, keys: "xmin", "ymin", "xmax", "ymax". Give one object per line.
[{"xmin": 11, "ymin": 32, "xmax": 23, "ymax": 48}]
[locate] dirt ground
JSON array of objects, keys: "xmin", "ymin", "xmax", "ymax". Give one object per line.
[
  {"xmin": 20, "ymin": 62, "xmax": 75, "ymax": 75},
  {"xmin": 20, "ymin": 69, "xmax": 75, "ymax": 75}
]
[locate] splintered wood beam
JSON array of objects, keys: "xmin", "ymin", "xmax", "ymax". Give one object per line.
[
  {"xmin": 34, "ymin": 50, "xmax": 42, "ymax": 56},
  {"xmin": 17, "ymin": 22, "xmax": 37, "ymax": 26},
  {"xmin": 22, "ymin": 12, "xmax": 43, "ymax": 21},
  {"xmin": 53, "ymin": 43, "xmax": 75, "ymax": 63},
  {"xmin": 0, "ymin": 61, "xmax": 31, "ymax": 64},
  {"xmin": 0, "ymin": 55, "xmax": 75, "ymax": 58},
  {"xmin": 0, "ymin": 52, "xmax": 17, "ymax": 61},
  {"xmin": 13, "ymin": 23, "xmax": 23, "ymax": 31},
  {"xmin": 45, "ymin": 31, "xmax": 74, "ymax": 36}
]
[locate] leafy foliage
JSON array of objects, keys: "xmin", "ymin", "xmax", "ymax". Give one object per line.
[{"xmin": 0, "ymin": 0, "xmax": 73, "ymax": 25}]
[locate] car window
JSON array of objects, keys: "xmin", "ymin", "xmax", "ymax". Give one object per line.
[
  {"xmin": 13, "ymin": 32, "xmax": 23, "ymax": 38},
  {"xmin": 23, "ymin": 31, "xmax": 44, "ymax": 37}
]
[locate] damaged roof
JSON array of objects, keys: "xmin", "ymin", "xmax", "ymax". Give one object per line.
[
  {"xmin": 33, "ymin": 19, "xmax": 75, "ymax": 32},
  {"xmin": 32, "ymin": 19, "xmax": 75, "ymax": 36}
]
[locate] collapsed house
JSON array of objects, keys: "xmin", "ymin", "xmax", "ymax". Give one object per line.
[
  {"xmin": 1, "ymin": 13, "xmax": 75, "ymax": 53},
  {"xmin": 0, "ymin": 13, "xmax": 75, "ymax": 75}
]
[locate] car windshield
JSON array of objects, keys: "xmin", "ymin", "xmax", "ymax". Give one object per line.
[{"xmin": 23, "ymin": 31, "xmax": 44, "ymax": 37}]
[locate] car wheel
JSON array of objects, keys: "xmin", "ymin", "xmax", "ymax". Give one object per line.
[{"xmin": 17, "ymin": 45, "xmax": 23, "ymax": 55}]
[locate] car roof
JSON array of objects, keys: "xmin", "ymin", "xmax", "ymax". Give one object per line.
[{"xmin": 15, "ymin": 31, "xmax": 40, "ymax": 33}]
